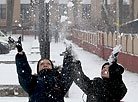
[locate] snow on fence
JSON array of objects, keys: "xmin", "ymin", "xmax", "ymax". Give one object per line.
[{"xmin": 72, "ymin": 29, "xmax": 138, "ymax": 74}]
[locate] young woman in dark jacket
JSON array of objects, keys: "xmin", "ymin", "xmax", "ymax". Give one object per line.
[
  {"xmin": 73, "ymin": 61, "xmax": 127, "ymax": 102},
  {"xmin": 15, "ymin": 40, "xmax": 73, "ymax": 102}
]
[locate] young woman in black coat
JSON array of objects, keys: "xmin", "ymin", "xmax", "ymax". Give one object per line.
[
  {"xmin": 15, "ymin": 39, "xmax": 73, "ymax": 102},
  {"xmin": 72, "ymin": 60, "xmax": 127, "ymax": 102}
]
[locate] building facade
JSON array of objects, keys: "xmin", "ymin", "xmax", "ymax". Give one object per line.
[
  {"xmin": 0, "ymin": 0, "xmax": 31, "ymax": 32},
  {"xmin": 0, "ymin": 0, "xmax": 138, "ymax": 33}
]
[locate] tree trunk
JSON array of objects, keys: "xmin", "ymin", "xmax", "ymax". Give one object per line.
[
  {"xmin": 39, "ymin": 0, "xmax": 50, "ymax": 59},
  {"xmin": 119, "ymin": 0, "xmax": 123, "ymax": 25}
]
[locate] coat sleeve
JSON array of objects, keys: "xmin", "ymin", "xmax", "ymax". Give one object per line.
[
  {"xmin": 107, "ymin": 63, "xmax": 127, "ymax": 100},
  {"xmin": 73, "ymin": 61, "xmax": 91, "ymax": 95},
  {"xmin": 117, "ymin": 81, "xmax": 127, "ymax": 100},
  {"xmin": 15, "ymin": 52, "xmax": 34, "ymax": 94},
  {"xmin": 60, "ymin": 56, "xmax": 74, "ymax": 95},
  {"xmin": 107, "ymin": 79, "xmax": 127, "ymax": 101}
]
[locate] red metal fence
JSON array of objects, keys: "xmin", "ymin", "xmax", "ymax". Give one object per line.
[{"xmin": 72, "ymin": 29, "xmax": 138, "ymax": 73}]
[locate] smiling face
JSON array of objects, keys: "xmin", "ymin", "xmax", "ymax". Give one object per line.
[
  {"xmin": 101, "ymin": 64, "xmax": 110, "ymax": 78},
  {"xmin": 38, "ymin": 59, "xmax": 52, "ymax": 72}
]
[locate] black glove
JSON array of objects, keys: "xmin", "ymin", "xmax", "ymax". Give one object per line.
[
  {"xmin": 8, "ymin": 37, "xmax": 15, "ymax": 43},
  {"xmin": 16, "ymin": 36, "xmax": 23, "ymax": 52},
  {"xmin": 60, "ymin": 48, "xmax": 72, "ymax": 57},
  {"xmin": 74, "ymin": 60, "xmax": 82, "ymax": 72}
]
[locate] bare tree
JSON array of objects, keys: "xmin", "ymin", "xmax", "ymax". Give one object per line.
[
  {"xmin": 39, "ymin": 0, "xmax": 50, "ymax": 59},
  {"xmin": 119, "ymin": 0, "xmax": 123, "ymax": 25}
]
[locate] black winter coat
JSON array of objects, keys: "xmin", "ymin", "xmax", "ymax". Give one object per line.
[
  {"xmin": 15, "ymin": 52, "xmax": 73, "ymax": 102},
  {"xmin": 73, "ymin": 61, "xmax": 127, "ymax": 102}
]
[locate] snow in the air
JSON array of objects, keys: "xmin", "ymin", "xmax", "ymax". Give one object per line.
[{"xmin": 0, "ymin": 35, "xmax": 138, "ymax": 102}]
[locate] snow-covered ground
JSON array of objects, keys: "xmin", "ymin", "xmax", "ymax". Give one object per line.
[{"xmin": 0, "ymin": 35, "xmax": 138, "ymax": 102}]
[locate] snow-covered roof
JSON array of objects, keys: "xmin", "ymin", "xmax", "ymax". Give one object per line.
[
  {"xmin": 0, "ymin": 0, "xmax": 31, "ymax": 4},
  {"xmin": 0, "ymin": 0, "xmax": 6, "ymax": 4},
  {"xmin": 59, "ymin": 0, "xmax": 68, "ymax": 4},
  {"xmin": 44, "ymin": 0, "xmax": 50, "ymax": 3},
  {"xmin": 20, "ymin": 0, "xmax": 30, "ymax": 4},
  {"xmin": 120, "ymin": 19, "xmax": 138, "ymax": 27},
  {"xmin": 105, "ymin": 0, "xmax": 129, "ymax": 4},
  {"xmin": 81, "ymin": 0, "xmax": 91, "ymax": 4},
  {"xmin": 123, "ymin": 0, "xmax": 129, "ymax": 4}
]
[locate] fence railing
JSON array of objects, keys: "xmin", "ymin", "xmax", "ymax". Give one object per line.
[{"xmin": 72, "ymin": 29, "xmax": 138, "ymax": 74}]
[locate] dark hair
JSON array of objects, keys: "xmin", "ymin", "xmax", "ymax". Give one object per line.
[
  {"xmin": 37, "ymin": 58, "xmax": 54, "ymax": 73},
  {"xmin": 102, "ymin": 62, "xmax": 110, "ymax": 69}
]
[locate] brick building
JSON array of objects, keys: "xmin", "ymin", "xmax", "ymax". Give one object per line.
[{"xmin": 0, "ymin": 0, "xmax": 31, "ymax": 33}]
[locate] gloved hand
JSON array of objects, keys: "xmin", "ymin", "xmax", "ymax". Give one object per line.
[
  {"xmin": 60, "ymin": 46, "xmax": 72, "ymax": 57},
  {"xmin": 16, "ymin": 36, "xmax": 23, "ymax": 52},
  {"xmin": 108, "ymin": 45, "xmax": 122, "ymax": 64},
  {"xmin": 73, "ymin": 60, "xmax": 82, "ymax": 72},
  {"xmin": 108, "ymin": 53, "xmax": 118, "ymax": 64}
]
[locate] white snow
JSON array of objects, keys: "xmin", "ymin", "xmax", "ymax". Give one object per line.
[
  {"xmin": 68, "ymin": 21, "xmax": 72, "ymax": 24},
  {"xmin": 61, "ymin": 16, "xmax": 68, "ymax": 22},
  {"xmin": 59, "ymin": 0, "xmax": 68, "ymax": 4},
  {"xmin": 44, "ymin": 0, "xmax": 50, "ymax": 3},
  {"xmin": 67, "ymin": 2, "xmax": 74, "ymax": 7},
  {"xmin": 20, "ymin": 0, "xmax": 30, "ymax": 4},
  {"xmin": 0, "ymin": 35, "xmax": 138, "ymax": 102},
  {"xmin": 108, "ymin": 45, "xmax": 122, "ymax": 64},
  {"xmin": 82, "ymin": 0, "xmax": 91, "ymax": 4}
]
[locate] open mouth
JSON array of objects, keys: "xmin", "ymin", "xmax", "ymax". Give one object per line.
[{"xmin": 104, "ymin": 71, "xmax": 108, "ymax": 75}]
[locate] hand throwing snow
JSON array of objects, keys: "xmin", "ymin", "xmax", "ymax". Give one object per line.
[{"xmin": 108, "ymin": 45, "xmax": 122, "ymax": 65}]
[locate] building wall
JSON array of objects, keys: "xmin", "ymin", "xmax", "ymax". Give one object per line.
[
  {"xmin": 0, "ymin": 0, "xmax": 21, "ymax": 30},
  {"xmin": 110, "ymin": 0, "xmax": 116, "ymax": 5},
  {"xmin": 67, "ymin": 0, "xmax": 74, "ymax": 27},
  {"xmin": 91, "ymin": 0, "xmax": 102, "ymax": 23},
  {"xmin": 129, "ymin": 0, "xmax": 138, "ymax": 19},
  {"xmin": 134, "ymin": 0, "xmax": 138, "ymax": 18},
  {"xmin": 12, "ymin": 0, "xmax": 21, "ymax": 26},
  {"xmin": 49, "ymin": 3, "xmax": 59, "ymax": 27},
  {"xmin": 77, "ymin": 0, "xmax": 82, "ymax": 25}
]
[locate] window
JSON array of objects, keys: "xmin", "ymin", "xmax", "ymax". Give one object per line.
[
  {"xmin": 0, "ymin": 4, "xmax": 6, "ymax": 19},
  {"xmin": 82, "ymin": 4, "xmax": 91, "ymax": 19},
  {"xmin": 21, "ymin": 4, "xmax": 30, "ymax": 20}
]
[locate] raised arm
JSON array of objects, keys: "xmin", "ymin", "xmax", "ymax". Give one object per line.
[
  {"xmin": 60, "ymin": 55, "xmax": 74, "ymax": 95},
  {"xmin": 15, "ymin": 52, "xmax": 34, "ymax": 94},
  {"xmin": 15, "ymin": 37, "xmax": 35, "ymax": 94},
  {"xmin": 73, "ymin": 61, "xmax": 91, "ymax": 95},
  {"xmin": 108, "ymin": 62, "xmax": 127, "ymax": 100}
]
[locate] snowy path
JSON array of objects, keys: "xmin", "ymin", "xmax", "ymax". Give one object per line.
[{"xmin": 0, "ymin": 35, "xmax": 138, "ymax": 102}]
